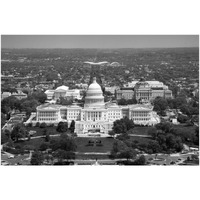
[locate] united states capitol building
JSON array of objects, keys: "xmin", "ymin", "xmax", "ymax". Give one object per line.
[{"xmin": 26, "ymin": 77, "xmax": 160, "ymax": 136}]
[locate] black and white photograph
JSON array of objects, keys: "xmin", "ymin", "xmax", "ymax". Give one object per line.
[
  {"xmin": 0, "ymin": 1, "xmax": 199, "ymax": 200},
  {"xmin": 1, "ymin": 35, "xmax": 199, "ymax": 166}
]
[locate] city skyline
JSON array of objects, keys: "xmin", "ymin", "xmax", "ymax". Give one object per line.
[{"xmin": 1, "ymin": 35, "xmax": 199, "ymax": 49}]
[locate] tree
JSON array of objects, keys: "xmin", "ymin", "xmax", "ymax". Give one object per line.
[
  {"xmin": 119, "ymin": 148, "xmax": 137, "ymax": 161},
  {"xmin": 21, "ymin": 99, "xmax": 39, "ymax": 116},
  {"xmin": 165, "ymin": 134, "xmax": 183, "ymax": 152},
  {"xmin": 59, "ymin": 134, "xmax": 77, "ymax": 151},
  {"xmin": 155, "ymin": 122, "xmax": 172, "ymax": 134},
  {"xmin": 46, "ymin": 72, "xmax": 58, "ymax": 82},
  {"xmin": 157, "ymin": 134, "xmax": 167, "ymax": 146},
  {"xmin": 116, "ymin": 132, "xmax": 130, "ymax": 141},
  {"xmin": 39, "ymin": 143, "xmax": 49, "ymax": 151},
  {"xmin": 40, "ymin": 122, "xmax": 47, "ymax": 128},
  {"xmin": 194, "ymin": 126, "xmax": 199, "ymax": 145},
  {"xmin": 113, "ymin": 117, "xmax": 134, "ymax": 134},
  {"xmin": 35, "ymin": 122, "xmax": 40, "ymax": 127},
  {"xmin": 59, "ymin": 97, "xmax": 73, "ymax": 105},
  {"xmin": 1, "ymin": 113, "xmax": 6, "ymax": 128},
  {"xmin": 50, "ymin": 134, "xmax": 76, "ymax": 152},
  {"xmin": 147, "ymin": 140, "xmax": 161, "ymax": 154},
  {"xmin": 4, "ymin": 129, "xmax": 11, "ymax": 139},
  {"xmin": 69, "ymin": 120, "xmax": 75, "ymax": 133},
  {"xmin": 30, "ymin": 151, "xmax": 44, "ymax": 165},
  {"xmin": 30, "ymin": 91, "xmax": 47, "ymax": 104},
  {"xmin": 153, "ymin": 97, "xmax": 168, "ymax": 114},
  {"xmin": 133, "ymin": 155, "xmax": 146, "ymax": 165},
  {"xmin": 56, "ymin": 122, "xmax": 68, "ymax": 133},
  {"xmin": 147, "ymin": 127, "xmax": 158, "ymax": 139},
  {"xmin": 110, "ymin": 140, "xmax": 128, "ymax": 158},
  {"xmin": 1, "ymin": 132, "xmax": 9, "ymax": 144},
  {"xmin": 177, "ymin": 114, "xmax": 189, "ymax": 123},
  {"xmin": 11, "ymin": 123, "xmax": 27, "ymax": 141},
  {"xmin": 1, "ymin": 96, "xmax": 20, "ymax": 114},
  {"xmin": 108, "ymin": 130, "xmax": 115, "ymax": 137},
  {"xmin": 53, "ymin": 149, "xmax": 75, "ymax": 162},
  {"xmin": 45, "ymin": 132, "xmax": 50, "ymax": 142},
  {"xmin": 117, "ymin": 98, "xmax": 127, "ymax": 105}
]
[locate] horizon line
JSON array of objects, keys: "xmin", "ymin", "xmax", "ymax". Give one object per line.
[{"xmin": 1, "ymin": 46, "xmax": 199, "ymax": 50}]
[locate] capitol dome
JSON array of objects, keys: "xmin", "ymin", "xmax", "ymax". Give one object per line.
[
  {"xmin": 86, "ymin": 77, "xmax": 103, "ymax": 95},
  {"xmin": 84, "ymin": 77, "xmax": 105, "ymax": 108}
]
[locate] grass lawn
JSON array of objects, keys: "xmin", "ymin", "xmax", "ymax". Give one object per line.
[
  {"xmin": 172, "ymin": 124, "xmax": 196, "ymax": 134},
  {"xmin": 129, "ymin": 136, "xmax": 153, "ymax": 145},
  {"xmin": 130, "ymin": 127, "xmax": 152, "ymax": 135},
  {"xmin": 75, "ymin": 137, "xmax": 115, "ymax": 153},
  {"xmin": 26, "ymin": 126, "xmax": 60, "ymax": 137},
  {"xmin": 14, "ymin": 138, "xmax": 49, "ymax": 150},
  {"xmin": 12, "ymin": 136, "xmax": 115, "ymax": 153},
  {"xmin": 76, "ymin": 154, "xmax": 110, "ymax": 160}
]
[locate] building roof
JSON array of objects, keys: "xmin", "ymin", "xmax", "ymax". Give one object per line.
[
  {"xmin": 37, "ymin": 103, "xmax": 63, "ymax": 110},
  {"xmin": 84, "ymin": 61, "xmax": 109, "ymax": 65},
  {"xmin": 45, "ymin": 90, "xmax": 55, "ymax": 94},
  {"xmin": 55, "ymin": 85, "xmax": 69, "ymax": 91},
  {"xmin": 127, "ymin": 104, "xmax": 153, "ymax": 111},
  {"xmin": 2, "ymin": 92, "xmax": 11, "ymax": 95},
  {"xmin": 54, "ymin": 89, "xmax": 67, "ymax": 93}
]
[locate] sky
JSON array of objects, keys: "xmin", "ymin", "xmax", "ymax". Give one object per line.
[{"xmin": 1, "ymin": 35, "xmax": 199, "ymax": 49}]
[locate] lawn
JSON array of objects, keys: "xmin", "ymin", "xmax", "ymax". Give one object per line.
[
  {"xmin": 76, "ymin": 153, "xmax": 110, "ymax": 160},
  {"xmin": 129, "ymin": 127, "xmax": 152, "ymax": 135},
  {"xmin": 14, "ymin": 138, "xmax": 49, "ymax": 150},
  {"xmin": 172, "ymin": 124, "xmax": 196, "ymax": 134},
  {"xmin": 12, "ymin": 136, "xmax": 115, "ymax": 153},
  {"xmin": 26, "ymin": 126, "xmax": 59, "ymax": 137},
  {"xmin": 75, "ymin": 137, "xmax": 115, "ymax": 153},
  {"xmin": 129, "ymin": 136, "xmax": 153, "ymax": 145}
]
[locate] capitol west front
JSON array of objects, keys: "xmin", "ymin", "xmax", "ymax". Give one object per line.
[{"xmin": 26, "ymin": 77, "xmax": 160, "ymax": 136}]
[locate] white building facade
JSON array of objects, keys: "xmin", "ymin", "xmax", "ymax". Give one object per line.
[{"xmin": 26, "ymin": 77, "xmax": 160, "ymax": 136}]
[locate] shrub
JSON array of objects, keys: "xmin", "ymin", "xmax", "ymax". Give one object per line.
[
  {"xmin": 56, "ymin": 122, "xmax": 68, "ymax": 133},
  {"xmin": 15, "ymin": 145, "xmax": 22, "ymax": 150},
  {"xmin": 40, "ymin": 122, "xmax": 47, "ymax": 128},
  {"xmin": 27, "ymin": 123, "xmax": 32, "ymax": 127},
  {"xmin": 35, "ymin": 122, "xmax": 40, "ymax": 127},
  {"xmin": 39, "ymin": 143, "xmax": 49, "ymax": 151},
  {"xmin": 23, "ymin": 145, "xmax": 36, "ymax": 151}
]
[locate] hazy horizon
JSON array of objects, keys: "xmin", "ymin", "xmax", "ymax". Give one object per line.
[
  {"xmin": 1, "ymin": 47, "xmax": 199, "ymax": 50},
  {"xmin": 1, "ymin": 35, "xmax": 199, "ymax": 49}
]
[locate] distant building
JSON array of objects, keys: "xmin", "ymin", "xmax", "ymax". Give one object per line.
[
  {"xmin": 1, "ymin": 92, "xmax": 11, "ymax": 100},
  {"xmin": 116, "ymin": 88, "xmax": 134, "ymax": 100},
  {"xmin": 45, "ymin": 90, "xmax": 55, "ymax": 100},
  {"xmin": 44, "ymin": 85, "xmax": 81, "ymax": 101},
  {"xmin": 117, "ymin": 79, "xmax": 172, "ymax": 102},
  {"xmin": 105, "ymin": 86, "xmax": 119, "ymax": 95},
  {"xmin": 126, "ymin": 80, "xmax": 167, "ymax": 89},
  {"xmin": 75, "ymin": 83, "xmax": 88, "ymax": 89},
  {"xmin": 1, "ymin": 91, "xmax": 27, "ymax": 100},
  {"xmin": 110, "ymin": 62, "xmax": 121, "ymax": 67},
  {"xmin": 1, "ymin": 74, "xmax": 14, "ymax": 82},
  {"xmin": 11, "ymin": 91, "xmax": 27, "ymax": 100}
]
